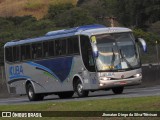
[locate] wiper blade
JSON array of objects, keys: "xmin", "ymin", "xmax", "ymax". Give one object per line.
[
  {"xmin": 119, "ymin": 49, "xmax": 133, "ymax": 69},
  {"xmin": 111, "ymin": 48, "xmax": 115, "ymax": 69}
]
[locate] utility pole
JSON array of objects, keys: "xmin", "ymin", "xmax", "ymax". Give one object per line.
[
  {"xmin": 99, "ymin": 16, "xmax": 117, "ymax": 27},
  {"xmin": 156, "ymin": 41, "xmax": 159, "ymax": 65},
  {"xmin": 107, "ymin": 17, "xmax": 117, "ymax": 27}
]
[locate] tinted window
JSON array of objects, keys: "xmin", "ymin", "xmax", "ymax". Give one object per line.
[
  {"xmin": 13, "ymin": 46, "xmax": 20, "ymax": 62},
  {"xmin": 21, "ymin": 44, "xmax": 31, "ymax": 60},
  {"xmin": 5, "ymin": 47, "xmax": 13, "ymax": 62},
  {"xmin": 61, "ymin": 39, "xmax": 67, "ymax": 55},
  {"xmin": 48, "ymin": 40, "xmax": 55, "ymax": 56},
  {"xmin": 25, "ymin": 45, "xmax": 31, "ymax": 60},
  {"xmin": 32, "ymin": 43, "xmax": 42, "ymax": 59},
  {"xmin": 55, "ymin": 40, "xmax": 61, "ymax": 56},
  {"xmin": 67, "ymin": 36, "xmax": 79, "ymax": 54},
  {"xmin": 67, "ymin": 38, "xmax": 74, "ymax": 54},
  {"xmin": 21, "ymin": 45, "xmax": 25, "ymax": 60},
  {"xmin": 80, "ymin": 35, "xmax": 95, "ymax": 72},
  {"xmin": 43, "ymin": 41, "xmax": 49, "ymax": 57}
]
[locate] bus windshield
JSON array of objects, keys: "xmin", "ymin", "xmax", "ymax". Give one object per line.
[{"xmin": 95, "ymin": 33, "xmax": 140, "ymax": 71}]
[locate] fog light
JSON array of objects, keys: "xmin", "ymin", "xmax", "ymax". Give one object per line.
[{"xmin": 100, "ymin": 83, "xmax": 104, "ymax": 86}]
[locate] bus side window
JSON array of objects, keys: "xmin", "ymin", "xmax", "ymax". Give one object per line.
[
  {"xmin": 20, "ymin": 44, "xmax": 31, "ymax": 61},
  {"xmin": 36, "ymin": 43, "xmax": 42, "ymax": 58},
  {"xmin": 32, "ymin": 43, "xmax": 42, "ymax": 59},
  {"xmin": 67, "ymin": 36, "xmax": 79, "ymax": 55},
  {"xmin": 25, "ymin": 44, "xmax": 31, "ymax": 60},
  {"xmin": 13, "ymin": 46, "xmax": 20, "ymax": 62},
  {"xmin": 32, "ymin": 44, "xmax": 37, "ymax": 59},
  {"xmin": 43, "ymin": 41, "xmax": 49, "ymax": 57},
  {"xmin": 67, "ymin": 38, "xmax": 74, "ymax": 54},
  {"xmin": 5, "ymin": 47, "xmax": 13, "ymax": 62},
  {"xmin": 21, "ymin": 45, "xmax": 25, "ymax": 60},
  {"xmin": 55, "ymin": 40, "xmax": 61, "ymax": 56},
  {"xmin": 80, "ymin": 35, "xmax": 95, "ymax": 72},
  {"xmin": 61, "ymin": 39, "xmax": 67, "ymax": 55},
  {"xmin": 48, "ymin": 40, "xmax": 55, "ymax": 57},
  {"xmin": 73, "ymin": 36, "xmax": 79, "ymax": 54}
]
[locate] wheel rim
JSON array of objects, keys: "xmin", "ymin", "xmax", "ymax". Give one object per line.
[
  {"xmin": 77, "ymin": 83, "xmax": 83, "ymax": 94},
  {"xmin": 28, "ymin": 87, "xmax": 33, "ymax": 98}
]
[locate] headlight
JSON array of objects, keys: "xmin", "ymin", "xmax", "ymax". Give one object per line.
[
  {"xmin": 100, "ymin": 77, "xmax": 111, "ymax": 80},
  {"xmin": 134, "ymin": 73, "xmax": 142, "ymax": 77}
]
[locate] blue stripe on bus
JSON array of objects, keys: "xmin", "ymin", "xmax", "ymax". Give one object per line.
[
  {"xmin": 9, "ymin": 75, "xmax": 31, "ymax": 81},
  {"xmin": 26, "ymin": 61, "xmax": 60, "ymax": 81},
  {"xmin": 27, "ymin": 57, "xmax": 73, "ymax": 82}
]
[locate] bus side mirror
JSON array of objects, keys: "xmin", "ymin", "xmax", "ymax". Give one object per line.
[{"xmin": 137, "ymin": 38, "xmax": 147, "ymax": 52}]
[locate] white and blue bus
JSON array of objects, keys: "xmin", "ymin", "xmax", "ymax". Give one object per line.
[{"xmin": 4, "ymin": 24, "xmax": 146, "ymax": 101}]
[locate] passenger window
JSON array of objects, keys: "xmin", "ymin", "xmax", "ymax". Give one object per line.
[
  {"xmin": 67, "ymin": 36, "xmax": 79, "ymax": 54},
  {"xmin": 13, "ymin": 46, "xmax": 20, "ymax": 62},
  {"xmin": 32, "ymin": 43, "xmax": 42, "ymax": 59},
  {"xmin": 43, "ymin": 41, "xmax": 49, "ymax": 57},
  {"xmin": 21, "ymin": 44, "xmax": 31, "ymax": 60},
  {"xmin": 55, "ymin": 40, "xmax": 61, "ymax": 56},
  {"xmin": 61, "ymin": 39, "xmax": 67, "ymax": 55},
  {"xmin": 67, "ymin": 38, "xmax": 74, "ymax": 54},
  {"xmin": 73, "ymin": 36, "xmax": 79, "ymax": 53},
  {"xmin": 5, "ymin": 47, "xmax": 13, "ymax": 62},
  {"xmin": 21, "ymin": 45, "xmax": 25, "ymax": 60},
  {"xmin": 25, "ymin": 45, "xmax": 31, "ymax": 60},
  {"xmin": 48, "ymin": 40, "xmax": 55, "ymax": 56},
  {"xmin": 80, "ymin": 35, "xmax": 95, "ymax": 72}
]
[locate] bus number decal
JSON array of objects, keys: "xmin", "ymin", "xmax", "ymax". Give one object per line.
[{"xmin": 9, "ymin": 65, "xmax": 23, "ymax": 76}]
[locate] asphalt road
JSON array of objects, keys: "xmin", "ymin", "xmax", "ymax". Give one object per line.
[{"xmin": 0, "ymin": 85, "xmax": 160, "ymax": 105}]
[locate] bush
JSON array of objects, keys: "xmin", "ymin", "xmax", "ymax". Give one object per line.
[
  {"xmin": 47, "ymin": 3, "xmax": 74, "ymax": 20},
  {"xmin": 0, "ymin": 17, "xmax": 14, "ymax": 30},
  {"xmin": 148, "ymin": 21, "xmax": 160, "ymax": 36},
  {"xmin": 31, "ymin": 19, "xmax": 55, "ymax": 30},
  {"xmin": 6, "ymin": 16, "xmax": 36, "ymax": 26},
  {"xmin": 133, "ymin": 29, "xmax": 160, "ymax": 45},
  {"xmin": 0, "ymin": 32, "xmax": 14, "ymax": 40}
]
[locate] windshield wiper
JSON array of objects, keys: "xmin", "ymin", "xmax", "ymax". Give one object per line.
[
  {"xmin": 119, "ymin": 49, "xmax": 133, "ymax": 69},
  {"xmin": 111, "ymin": 48, "xmax": 115, "ymax": 69}
]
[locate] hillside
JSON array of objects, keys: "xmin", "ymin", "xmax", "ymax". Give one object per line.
[{"xmin": 0, "ymin": 0, "xmax": 77, "ymax": 19}]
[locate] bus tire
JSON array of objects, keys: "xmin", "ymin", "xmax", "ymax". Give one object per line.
[
  {"xmin": 74, "ymin": 79, "xmax": 89, "ymax": 97},
  {"xmin": 26, "ymin": 83, "xmax": 44, "ymax": 101},
  {"xmin": 112, "ymin": 87, "xmax": 124, "ymax": 94},
  {"xmin": 58, "ymin": 91, "xmax": 74, "ymax": 99}
]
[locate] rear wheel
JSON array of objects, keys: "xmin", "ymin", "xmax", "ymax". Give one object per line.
[
  {"xmin": 112, "ymin": 87, "xmax": 124, "ymax": 94},
  {"xmin": 74, "ymin": 79, "xmax": 89, "ymax": 97},
  {"xmin": 58, "ymin": 91, "xmax": 74, "ymax": 99},
  {"xmin": 26, "ymin": 83, "xmax": 44, "ymax": 101}
]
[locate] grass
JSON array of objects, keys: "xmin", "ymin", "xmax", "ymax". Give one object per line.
[
  {"xmin": 0, "ymin": 0, "xmax": 77, "ymax": 19},
  {"xmin": 0, "ymin": 96, "xmax": 160, "ymax": 111},
  {"xmin": 0, "ymin": 96, "xmax": 159, "ymax": 120},
  {"xmin": 24, "ymin": 2, "xmax": 45, "ymax": 11}
]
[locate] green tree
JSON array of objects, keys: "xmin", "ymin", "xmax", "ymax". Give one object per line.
[
  {"xmin": 149, "ymin": 21, "xmax": 160, "ymax": 36},
  {"xmin": 47, "ymin": 3, "xmax": 74, "ymax": 20},
  {"xmin": 55, "ymin": 7, "xmax": 96, "ymax": 27}
]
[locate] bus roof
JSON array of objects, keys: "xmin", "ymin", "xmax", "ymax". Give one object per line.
[{"xmin": 4, "ymin": 24, "xmax": 132, "ymax": 47}]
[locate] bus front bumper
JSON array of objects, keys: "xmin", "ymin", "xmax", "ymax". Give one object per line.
[{"xmin": 98, "ymin": 76, "xmax": 142, "ymax": 89}]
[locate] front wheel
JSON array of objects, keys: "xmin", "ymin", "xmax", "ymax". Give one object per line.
[
  {"xmin": 74, "ymin": 79, "xmax": 89, "ymax": 97},
  {"xmin": 26, "ymin": 83, "xmax": 44, "ymax": 101},
  {"xmin": 112, "ymin": 87, "xmax": 124, "ymax": 94}
]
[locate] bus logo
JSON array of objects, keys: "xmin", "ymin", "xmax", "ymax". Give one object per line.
[{"xmin": 9, "ymin": 65, "xmax": 23, "ymax": 76}]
